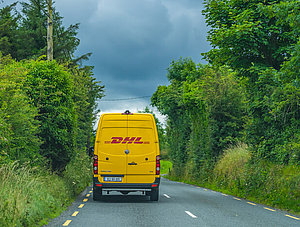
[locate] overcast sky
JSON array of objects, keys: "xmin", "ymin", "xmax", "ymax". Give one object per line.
[{"xmin": 4, "ymin": 0, "xmax": 211, "ymax": 122}]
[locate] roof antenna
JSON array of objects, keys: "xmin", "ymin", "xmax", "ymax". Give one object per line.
[{"xmin": 124, "ymin": 110, "xmax": 131, "ymax": 114}]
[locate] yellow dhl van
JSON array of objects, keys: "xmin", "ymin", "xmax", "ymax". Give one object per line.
[{"xmin": 93, "ymin": 110, "xmax": 160, "ymax": 201}]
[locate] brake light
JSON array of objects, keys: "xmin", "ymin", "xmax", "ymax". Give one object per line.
[
  {"xmin": 156, "ymin": 155, "xmax": 160, "ymax": 175},
  {"xmin": 93, "ymin": 155, "xmax": 98, "ymax": 175}
]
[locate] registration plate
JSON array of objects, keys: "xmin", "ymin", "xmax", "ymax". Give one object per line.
[{"xmin": 103, "ymin": 177, "xmax": 122, "ymax": 182}]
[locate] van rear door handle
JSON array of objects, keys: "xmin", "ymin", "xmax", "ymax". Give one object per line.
[{"xmin": 128, "ymin": 162, "xmax": 137, "ymax": 165}]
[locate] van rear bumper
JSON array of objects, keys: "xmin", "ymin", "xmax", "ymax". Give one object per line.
[{"xmin": 93, "ymin": 177, "xmax": 160, "ymax": 190}]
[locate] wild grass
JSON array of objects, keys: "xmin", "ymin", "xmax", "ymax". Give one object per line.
[
  {"xmin": 212, "ymin": 144, "xmax": 300, "ymax": 213},
  {"xmin": 166, "ymin": 143, "xmax": 300, "ymax": 215},
  {"xmin": 0, "ymin": 151, "xmax": 92, "ymax": 226}
]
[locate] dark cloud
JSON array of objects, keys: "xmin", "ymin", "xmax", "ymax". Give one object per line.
[
  {"xmin": 3, "ymin": 0, "xmax": 211, "ymax": 121},
  {"xmin": 69, "ymin": 0, "xmax": 211, "ymax": 93}
]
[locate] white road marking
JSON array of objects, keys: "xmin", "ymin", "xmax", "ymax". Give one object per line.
[
  {"xmin": 185, "ymin": 211, "xmax": 197, "ymax": 218},
  {"xmin": 163, "ymin": 194, "xmax": 171, "ymax": 198}
]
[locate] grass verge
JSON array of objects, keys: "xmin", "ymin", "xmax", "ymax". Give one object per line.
[
  {"xmin": 0, "ymin": 151, "xmax": 92, "ymax": 226},
  {"xmin": 165, "ymin": 144, "xmax": 300, "ymax": 215},
  {"xmin": 160, "ymin": 160, "xmax": 173, "ymax": 175}
]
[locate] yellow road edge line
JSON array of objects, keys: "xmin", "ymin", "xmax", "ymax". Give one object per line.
[
  {"xmin": 233, "ymin": 197, "xmax": 241, "ymax": 201},
  {"xmin": 72, "ymin": 211, "xmax": 79, "ymax": 217},
  {"xmin": 247, "ymin": 202, "xmax": 257, "ymax": 206},
  {"xmin": 204, "ymin": 189, "xmax": 207, "ymax": 191},
  {"xmin": 86, "ymin": 194, "xmax": 90, "ymax": 197},
  {"xmin": 264, "ymin": 207, "xmax": 275, "ymax": 212},
  {"xmin": 285, "ymin": 214, "xmax": 300, "ymax": 220},
  {"xmin": 83, "ymin": 198, "xmax": 88, "ymax": 202},
  {"xmin": 78, "ymin": 204, "xmax": 84, "ymax": 208},
  {"xmin": 62, "ymin": 220, "xmax": 72, "ymax": 226},
  {"xmin": 222, "ymin": 193, "xmax": 228, "ymax": 196},
  {"xmin": 89, "ymin": 191, "xmax": 92, "ymax": 193}
]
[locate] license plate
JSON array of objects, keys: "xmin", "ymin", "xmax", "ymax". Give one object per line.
[{"xmin": 103, "ymin": 177, "xmax": 122, "ymax": 182}]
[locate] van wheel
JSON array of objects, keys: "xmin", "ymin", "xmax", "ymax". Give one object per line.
[
  {"xmin": 93, "ymin": 188, "xmax": 102, "ymax": 201},
  {"xmin": 150, "ymin": 188, "xmax": 159, "ymax": 201}
]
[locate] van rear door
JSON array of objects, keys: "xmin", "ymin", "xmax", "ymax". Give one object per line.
[
  {"xmin": 126, "ymin": 114, "xmax": 158, "ymax": 183},
  {"xmin": 98, "ymin": 114, "xmax": 128, "ymax": 183}
]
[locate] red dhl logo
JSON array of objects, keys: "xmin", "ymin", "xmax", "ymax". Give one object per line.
[{"xmin": 105, "ymin": 137, "xmax": 150, "ymax": 144}]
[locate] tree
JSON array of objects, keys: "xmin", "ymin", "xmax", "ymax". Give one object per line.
[
  {"xmin": 152, "ymin": 58, "xmax": 247, "ymax": 177},
  {"xmin": 202, "ymin": 0, "xmax": 300, "ymax": 164},
  {"xmin": 0, "ymin": 55, "xmax": 41, "ymax": 164},
  {"xmin": 16, "ymin": 0, "xmax": 81, "ymax": 61},
  {"xmin": 138, "ymin": 106, "xmax": 166, "ymax": 152},
  {"xmin": 70, "ymin": 65, "xmax": 104, "ymax": 151},
  {"xmin": 0, "ymin": 3, "xmax": 19, "ymax": 58},
  {"xmin": 24, "ymin": 60, "xmax": 77, "ymax": 171},
  {"xmin": 202, "ymin": 0, "xmax": 299, "ymax": 74}
]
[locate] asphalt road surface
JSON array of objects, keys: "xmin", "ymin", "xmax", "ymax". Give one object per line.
[{"xmin": 46, "ymin": 178, "xmax": 300, "ymax": 227}]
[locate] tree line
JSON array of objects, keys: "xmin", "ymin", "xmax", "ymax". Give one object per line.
[
  {"xmin": 0, "ymin": 1, "xmax": 104, "ymax": 172},
  {"xmin": 152, "ymin": 0, "xmax": 299, "ymax": 178}
]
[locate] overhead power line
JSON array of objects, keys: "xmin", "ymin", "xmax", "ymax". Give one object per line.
[{"xmin": 101, "ymin": 96, "xmax": 151, "ymax": 102}]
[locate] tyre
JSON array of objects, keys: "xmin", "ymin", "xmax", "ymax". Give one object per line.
[
  {"xmin": 150, "ymin": 188, "xmax": 159, "ymax": 201},
  {"xmin": 93, "ymin": 187, "xmax": 102, "ymax": 201}
]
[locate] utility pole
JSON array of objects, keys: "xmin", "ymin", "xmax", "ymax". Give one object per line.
[{"xmin": 47, "ymin": 0, "xmax": 53, "ymax": 61}]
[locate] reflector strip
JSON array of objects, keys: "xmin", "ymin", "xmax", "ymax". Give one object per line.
[
  {"xmin": 285, "ymin": 215, "xmax": 300, "ymax": 220},
  {"xmin": 63, "ymin": 220, "xmax": 72, "ymax": 226},
  {"xmin": 72, "ymin": 211, "xmax": 79, "ymax": 217}
]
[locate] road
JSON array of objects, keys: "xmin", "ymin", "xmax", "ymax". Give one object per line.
[{"xmin": 46, "ymin": 178, "xmax": 300, "ymax": 227}]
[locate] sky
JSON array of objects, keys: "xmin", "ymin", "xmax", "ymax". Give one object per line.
[{"xmin": 4, "ymin": 0, "xmax": 211, "ymax": 123}]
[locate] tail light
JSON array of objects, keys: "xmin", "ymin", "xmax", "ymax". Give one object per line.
[
  {"xmin": 156, "ymin": 155, "xmax": 160, "ymax": 175},
  {"xmin": 93, "ymin": 155, "xmax": 98, "ymax": 175}
]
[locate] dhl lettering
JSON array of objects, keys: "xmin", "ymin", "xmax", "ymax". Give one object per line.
[
  {"xmin": 134, "ymin": 137, "xmax": 143, "ymax": 144},
  {"xmin": 105, "ymin": 137, "xmax": 149, "ymax": 144},
  {"xmin": 111, "ymin": 137, "xmax": 123, "ymax": 144},
  {"xmin": 122, "ymin": 137, "xmax": 136, "ymax": 144}
]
